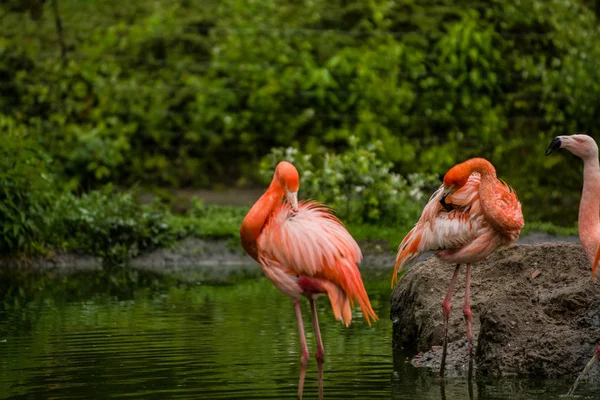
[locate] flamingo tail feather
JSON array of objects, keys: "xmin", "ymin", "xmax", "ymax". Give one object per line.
[{"xmin": 392, "ymin": 226, "xmax": 422, "ymax": 287}]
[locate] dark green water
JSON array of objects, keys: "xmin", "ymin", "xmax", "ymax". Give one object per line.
[{"xmin": 0, "ymin": 267, "xmax": 598, "ymax": 399}]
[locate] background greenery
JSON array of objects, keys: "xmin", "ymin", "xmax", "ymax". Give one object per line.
[{"xmin": 0, "ymin": 0, "xmax": 594, "ymax": 262}]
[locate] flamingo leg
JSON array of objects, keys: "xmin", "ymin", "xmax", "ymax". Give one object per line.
[
  {"xmin": 294, "ymin": 299, "xmax": 310, "ymax": 366},
  {"xmin": 317, "ymin": 355, "xmax": 324, "ymax": 400},
  {"xmin": 567, "ymin": 345, "xmax": 600, "ymax": 396},
  {"xmin": 309, "ymin": 297, "xmax": 325, "ymax": 363},
  {"xmin": 440, "ymin": 264, "xmax": 462, "ymax": 379},
  {"xmin": 298, "ymin": 362, "xmax": 307, "ymax": 400},
  {"xmin": 463, "ymin": 263, "xmax": 474, "ymax": 379}
]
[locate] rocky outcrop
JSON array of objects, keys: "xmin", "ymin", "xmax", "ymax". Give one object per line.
[{"xmin": 391, "ymin": 242, "xmax": 600, "ymax": 378}]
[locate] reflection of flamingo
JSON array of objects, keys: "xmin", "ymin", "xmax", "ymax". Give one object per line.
[
  {"xmin": 392, "ymin": 158, "xmax": 524, "ymax": 378},
  {"xmin": 240, "ymin": 161, "xmax": 378, "ymax": 398},
  {"xmin": 546, "ymin": 134, "xmax": 600, "ymax": 395}
]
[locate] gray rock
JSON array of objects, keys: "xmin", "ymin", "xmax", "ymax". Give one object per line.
[{"xmin": 390, "ymin": 242, "xmax": 600, "ymax": 378}]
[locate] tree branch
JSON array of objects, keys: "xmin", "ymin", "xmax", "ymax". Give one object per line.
[{"xmin": 51, "ymin": 0, "xmax": 67, "ymax": 64}]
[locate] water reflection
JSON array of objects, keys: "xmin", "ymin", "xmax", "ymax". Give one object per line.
[{"xmin": 0, "ymin": 268, "xmax": 598, "ymax": 399}]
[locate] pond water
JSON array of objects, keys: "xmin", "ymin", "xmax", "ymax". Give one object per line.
[{"xmin": 0, "ymin": 267, "xmax": 598, "ymax": 399}]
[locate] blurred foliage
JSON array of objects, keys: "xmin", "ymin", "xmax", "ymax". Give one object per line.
[
  {"xmin": 260, "ymin": 136, "xmax": 439, "ymax": 225},
  {"xmin": 174, "ymin": 199, "xmax": 249, "ymax": 240},
  {"xmin": 0, "ymin": 0, "xmax": 596, "ymax": 260},
  {"xmin": 0, "ymin": 116, "xmax": 55, "ymax": 254},
  {"xmin": 50, "ymin": 187, "xmax": 181, "ymax": 265}
]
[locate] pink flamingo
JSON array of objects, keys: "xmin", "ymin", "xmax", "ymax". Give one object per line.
[
  {"xmin": 546, "ymin": 134, "xmax": 600, "ymax": 395},
  {"xmin": 240, "ymin": 161, "xmax": 378, "ymax": 398},
  {"xmin": 392, "ymin": 158, "xmax": 524, "ymax": 378}
]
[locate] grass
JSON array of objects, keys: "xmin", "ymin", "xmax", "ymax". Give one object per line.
[
  {"xmin": 4, "ymin": 191, "xmax": 578, "ymax": 267},
  {"xmin": 187, "ymin": 204, "xmax": 579, "ymax": 254},
  {"xmin": 521, "ymin": 221, "xmax": 579, "ymax": 237}
]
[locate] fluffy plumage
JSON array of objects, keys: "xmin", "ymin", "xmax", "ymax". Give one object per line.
[
  {"xmin": 392, "ymin": 164, "xmax": 524, "ymax": 286},
  {"xmin": 258, "ymin": 201, "xmax": 376, "ymax": 326}
]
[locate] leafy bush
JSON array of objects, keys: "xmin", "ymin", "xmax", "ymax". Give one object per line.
[
  {"xmin": 1, "ymin": 0, "xmax": 599, "ymax": 225},
  {"xmin": 0, "ymin": 117, "xmax": 55, "ymax": 254},
  {"xmin": 260, "ymin": 137, "xmax": 439, "ymax": 225},
  {"xmin": 50, "ymin": 188, "xmax": 180, "ymax": 266},
  {"xmin": 177, "ymin": 200, "xmax": 249, "ymax": 240}
]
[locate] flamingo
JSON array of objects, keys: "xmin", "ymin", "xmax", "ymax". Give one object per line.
[
  {"xmin": 392, "ymin": 157, "xmax": 524, "ymax": 378},
  {"xmin": 240, "ymin": 161, "xmax": 378, "ymax": 398},
  {"xmin": 546, "ymin": 134, "xmax": 600, "ymax": 395}
]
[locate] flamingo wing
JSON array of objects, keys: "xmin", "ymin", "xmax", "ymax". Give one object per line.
[
  {"xmin": 487, "ymin": 179, "xmax": 525, "ymax": 236},
  {"xmin": 392, "ymin": 175, "xmax": 483, "ymax": 285},
  {"xmin": 258, "ymin": 201, "xmax": 377, "ymax": 326}
]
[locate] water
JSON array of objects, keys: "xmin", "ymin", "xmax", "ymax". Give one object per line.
[{"xmin": 0, "ymin": 267, "xmax": 598, "ymax": 399}]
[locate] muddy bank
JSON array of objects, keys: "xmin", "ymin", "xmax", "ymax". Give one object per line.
[
  {"xmin": 8, "ymin": 232, "xmax": 580, "ymax": 283},
  {"xmin": 18, "ymin": 238, "xmax": 261, "ymax": 283},
  {"xmin": 390, "ymin": 242, "xmax": 600, "ymax": 378}
]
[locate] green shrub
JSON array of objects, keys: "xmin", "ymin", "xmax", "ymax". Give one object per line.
[
  {"xmin": 50, "ymin": 187, "xmax": 180, "ymax": 266},
  {"xmin": 177, "ymin": 199, "xmax": 249, "ymax": 240},
  {"xmin": 1, "ymin": 0, "xmax": 599, "ymax": 225},
  {"xmin": 0, "ymin": 117, "xmax": 55, "ymax": 254},
  {"xmin": 260, "ymin": 137, "xmax": 439, "ymax": 225}
]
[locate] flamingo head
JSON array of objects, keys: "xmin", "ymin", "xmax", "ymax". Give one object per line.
[
  {"xmin": 439, "ymin": 163, "xmax": 471, "ymax": 210},
  {"xmin": 274, "ymin": 161, "xmax": 299, "ymax": 211},
  {"xmin": 442, "ymin": 163, "xmax": 471, "ymax": 194},
  {"xmin": 546, "ymin": 134, "xmax": 598, "ymax": 160}
]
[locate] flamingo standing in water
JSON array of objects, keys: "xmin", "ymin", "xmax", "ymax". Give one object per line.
[
  {"xmin": 392, "ymin": 158, "xmax": 524, "ymax": 378},
  {"xmin": 546, "ymin": 134, "xmax": 600, "ymax": 395},
  {"xmin": 240, "ymin": 161, "xmax": 378, "ymax": 397}
]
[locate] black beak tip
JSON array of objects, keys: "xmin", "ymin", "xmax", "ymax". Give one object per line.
[
  {"xmin": 545, "ymin": 137, "xmax": 561, "ymax": 156},
  {"xmin": 439, "ymin": 194, "xmax": 453, "ymax": 212}
]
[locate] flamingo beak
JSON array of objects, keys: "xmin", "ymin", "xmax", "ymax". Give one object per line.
[
  {"xmin": 545, "ymin": 137, "xmax": 562, "ymax": 156},
  {"xmin": 286, "ymin": 190, "xmax": 298, "ymax": 212},
  {"xmin": 440, "ymin": 187, "xmax": 453, "ymax": 212}
]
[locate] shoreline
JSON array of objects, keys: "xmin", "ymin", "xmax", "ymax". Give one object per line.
[{"xmin": 1, "ymin": 232, "xmax": 580, "ymax": 282}]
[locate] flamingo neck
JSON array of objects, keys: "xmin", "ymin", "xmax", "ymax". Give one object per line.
[
  {"xmin": 240, "ymin": 180, "xmax": 284, "ymax": 260},
  {"xmin": 579, "ymin": 155, "xmax": 600, "ymax": 263},
  {"xmin": 464, "ymin": 158, "xmax": 497, "ymax": 179},
  {"xmin": 467, "ymin": 159, "xmax": 515, "ymax": 235}
]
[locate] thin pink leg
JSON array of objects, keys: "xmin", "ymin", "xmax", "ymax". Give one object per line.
[
  {"xmin": 298, "ymin": 362, "xmax": 307, "ymax": 400},
  {"xmin": 567, "ymin": 345, "xmax": 600, "ymax": 396},
  {"xmin": 463, "ymin": 263, "xmax": 474, "ymax": 379},
  {"xmin": 440, "ymin": 264, "xmax": 461, "ymax": 379},
  {"xmin": 294, "ymin": 299, "xmax": 309, "ymax": 366},
  {"xmin": 310, "ymin": 297, "xmax": 325, "ymax": 363},
  {"xmin": 317, "ymin": 357, "xmax": 324, "ymax": 400}
]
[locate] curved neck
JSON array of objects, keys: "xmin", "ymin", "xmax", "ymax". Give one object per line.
[
  {"xmin": 240, "ymin": 180, "xmax": 284, "ymax": 260},
  {"xmin": 579, "ymin": 155, "xmax": 600, "ymax": 262},
  {"xmin": 471, "ymin": 159, "xmax": 513, "ymax": 232},
  {"xmin": 465, "ymin": 158, "xmax": 497, "ymax": 179}
]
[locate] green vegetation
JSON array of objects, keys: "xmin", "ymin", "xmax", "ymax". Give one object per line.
[
  {"xmin": 259, "ymin": 137, "xmax": 440, "ymax": 225},
  {"xmin": 50, "ymin": 188, "xmax": 180, "ymax": 265},
  {"xmin": 0, "ymin": 0, "xmax": 590, "ymax": 263}
]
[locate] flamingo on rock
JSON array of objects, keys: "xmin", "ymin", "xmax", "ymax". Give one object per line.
[
  {"xmin": 546, "ymin": 134, "xmax": 600, "ymax": 396},
  {"xmin": 392, "ymin": 158, "xmax": 524, "ymax": 378},
  {"xmin": 240, "ymin": 161, "xmax": 378, "ymax": 398}
]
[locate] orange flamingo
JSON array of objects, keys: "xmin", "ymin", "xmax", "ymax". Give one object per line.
[
  {"xmin": 240, "ymin": 161, "xmax": 378, "ymax": 396},
  {"xmin": 392, "ymin": 158, "xmax": 524, "ymax": 378},
  {"xmin": 546, "ymin": 134, "xmax": 600, "ymax": 395}
]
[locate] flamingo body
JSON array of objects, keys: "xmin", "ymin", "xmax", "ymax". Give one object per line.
[
  {"xmin": 393, "ymin": 159, "xmax": 524, "ymax": 284},
  {"xmin": 392, "ymin": 157, "xmax": 524, "ymax": 378},
  {"xmin": 240, "ymin": 161, "xmax": 377, "ymax": 385},
  {"xmin": 546, "ymin": 134, "xmax": 600, "ymax": 395},
  {"xmin": 256, "ymin": 201, "xmax": 376, "ymax": 326}
]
